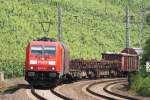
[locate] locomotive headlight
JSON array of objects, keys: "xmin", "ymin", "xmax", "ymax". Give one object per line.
[
  {"xmin": 30, "ymin": 66, "xmax": 34, "ymax": 70},
  {"xmin": 51, "ymin": 67, "xmax": 55, "ymax": 70},
  {"xmin": 48, "ymin": 61, "xmax": 56, "ymax": 65},
  {"xmin": 30, "ymin": 60, "xmax": 37, "ymax": 64},
  {"xmin": 52, "ymin": 67, "xmax": 55, "ymax": 70}
]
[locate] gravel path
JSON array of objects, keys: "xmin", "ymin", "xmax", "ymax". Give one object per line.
[
  {"xmin": 0, "ymin": 78, "xmax": 31, "ymax": 100},
  {"xmin": 0, "ymin": 89, "xmax": 31, "ymax": 100}
]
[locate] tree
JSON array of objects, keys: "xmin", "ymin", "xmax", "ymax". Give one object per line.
[
  {"xmin": 141, "ymin": 36, "xmax": 150, "ymax": 65},
  {"xmin": 146, "ymin": 13, "xmax": 150, "ymax": 26}
]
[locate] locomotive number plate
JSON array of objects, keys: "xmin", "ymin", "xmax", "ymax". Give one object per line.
[
  {"xmin": 38, "ymin": 61, "xmax": 48, "ymax": 65},
  {"xmin": 37, "ymin": 67, "xmax": 46, "ymax": 70}
]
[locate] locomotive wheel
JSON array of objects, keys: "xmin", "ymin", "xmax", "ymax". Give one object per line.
[
  {"xmin": 32, "ymin": 85, "xmax": 40, "ymax": 89},
  {"xmin": 110, "ymin": 70, "xmax": 117, "ymax": 78},
  {"xmin": 58, "ymin": 74, "xmax": 73, "ymax": 84},
  {"xmin": 57, "ymin": 75, "xmax": 64, "ymax": 85},
  {"xmin": 80, "ymin": 71, "xmax": 87, "ymax": 79},
  {"xmin": 65, "ymin": 73, "xmax": 73, "ymax": 83}
]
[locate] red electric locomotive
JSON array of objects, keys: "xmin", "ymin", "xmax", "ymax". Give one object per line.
[{"xmin": 25, "ymin": 37, "xmax": 70, "ymax": 86}]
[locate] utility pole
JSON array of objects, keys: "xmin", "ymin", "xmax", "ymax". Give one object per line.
[
  {"xmin": 125, "ymin": 0, "xmax": 131, "ymax": 88},
  {"xmin": 57, "ymin": 2, "xmax": 63, "ymax": 41},
  {"xmin": 105, "ymin": 0, "xmax": 107, "ymax": 14},
  {"xmin": 139, "ymin": 0, "xmax": 145, "ymax": 47},
  {"xmin": 125, "ymin": 1, "xmax": 130, "ymax": 48}
]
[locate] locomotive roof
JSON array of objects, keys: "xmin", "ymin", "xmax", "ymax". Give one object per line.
[
  {"xmin": 29, "ymin": 41, "xmax": 62, "ymax": 47},
  {"xmin": 33, "ymin": 37, "xmax": 56, "ymax": 42}
]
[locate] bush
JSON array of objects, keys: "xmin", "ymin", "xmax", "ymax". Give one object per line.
[
  {"xmin": 137, "ymin": 77, "xmax": 150, "ymax": 96},
  {"xmin": 0, "ymin": 59, "xmax": 24, "ymax": 78},
  {"xmin": 131, "ymin": 71, "xmax": 150, "ymax": 96}
]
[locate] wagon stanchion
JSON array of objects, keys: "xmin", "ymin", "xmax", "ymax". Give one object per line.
[{"xmin": 128, "ymin": 71, "xmax": 132, "ymax": 88}]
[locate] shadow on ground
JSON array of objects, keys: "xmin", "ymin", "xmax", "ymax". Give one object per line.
[
  {"xmin": 3, "ymin": 84, "xmax": 30, "ymax": 94},
  {"xmin": 118, "ymin": 84, "xmax": 129, "ymax": 91}
]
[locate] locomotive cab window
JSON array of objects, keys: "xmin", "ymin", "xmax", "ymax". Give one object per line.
[
  {"xmin": 31, "ymin": 45, "xmax": 56, "ymax": 55},
  {"xmin": 31, "ymin": 45, "xmax": 43, "ymax": 55},
  {"xmin": 44, "ymin": 46, "xmax": 56, "ymax": 55}
]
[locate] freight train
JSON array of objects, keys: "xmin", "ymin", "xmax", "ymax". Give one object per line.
[{"xmin": 25, "ymin": 37, "xmax": 139, "ymax": 86}]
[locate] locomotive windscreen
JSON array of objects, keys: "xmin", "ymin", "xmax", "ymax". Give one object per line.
[
  {"xmin": 31, "ymin": 45, "xmax": 56, "ymax": 55},
  {"xmin": 44, "ymin": 46, "xmax": 56, "ymax": 55},
  {"xmin": 31, "ymin": 45, "xmax": 42, "ymax": 55}
]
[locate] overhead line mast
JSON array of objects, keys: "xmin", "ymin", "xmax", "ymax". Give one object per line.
[
  {"xmin": 125, "ymin": 0, "xmax": 131, "ymax": 48},
  {"xmin": 57, "ymin": 1, "xmax": 63, "ymax": 41},
  {"xmin": 125, "ymin": 0, "xmax": 132, "ymax": 88},
  {"xmin": 139, "ymin": 0, "xmax": 145, "ymax": 47}
]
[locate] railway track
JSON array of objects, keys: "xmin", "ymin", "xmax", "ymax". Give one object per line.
[
  {"xmin": 50, "ymin": 87, "xmax": 72, "ymax": 100},
  {"xmin": 29, "ymin": 78, "xmax": 140, "ymax": 100},
  {"xmin": 31, "ymin": 88, "xmax": 47, "ymax": 100},
  {"xmin": 86, "ymin": 79, "xmax": 140, "ymax": 100},
  {"xmin": 103, "ymin": 81, "xmax": 140, "ymax": 100},
  {"xmin": 30, "ymin": 86, "xmax": 72, "ymax": 100}
]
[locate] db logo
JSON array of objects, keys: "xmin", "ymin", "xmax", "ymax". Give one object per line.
[
  {"xmin": 38, "ymin": 61, "xmax": 47, "ymax": 64},
  {"xmin": 41, "ymin": 58, "xmax": 45, "ymax": 60}
]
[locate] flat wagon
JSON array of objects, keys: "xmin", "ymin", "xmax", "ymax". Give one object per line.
[{"xmin": 69, "ymin": 59, "xmax": 120, "ymax": 78}]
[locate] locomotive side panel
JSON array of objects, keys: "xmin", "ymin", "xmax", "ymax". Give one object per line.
[
  {"xmin": 63, "ymin": 44, "xmax": 70, "ymax": 74},
  {"xmin": 56, "ymin": 43, "xmax": 62, "ymax": 74},
  {"xmin": 58, "ymin": 43, "xmax": 70, "ymax": 77}
]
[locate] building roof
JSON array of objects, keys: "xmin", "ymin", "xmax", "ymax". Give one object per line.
[{"xmin": 132, "ymin": 48, "xmax": 143, "ymax": 55}]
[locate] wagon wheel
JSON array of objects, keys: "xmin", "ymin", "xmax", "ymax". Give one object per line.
[
  {"xmin": 109, "ymin": 69, "xmax": 117, "ymax": 78},
  {"xmin": 88, "ymin": 71, "xmax": 96, "ymax": 79},
  {"xmin": 80, "ymin": 71, "xmax": 87, "ymax": 79}
]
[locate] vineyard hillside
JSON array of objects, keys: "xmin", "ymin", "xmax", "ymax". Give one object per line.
[{"xmin": 0, "ymin": 0, "xmax": 150, "ymax": 77}]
